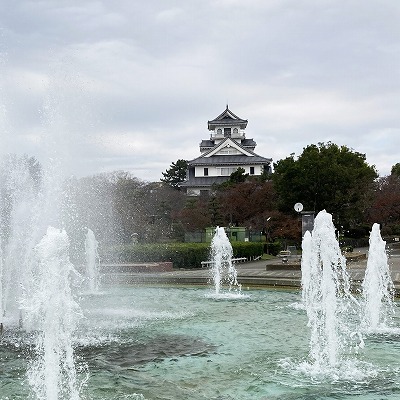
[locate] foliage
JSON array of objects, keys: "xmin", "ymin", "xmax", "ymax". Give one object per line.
[
  {"xmin": 64, "ymin": 171, "xmax": 187, "ymax": 252},
  {"xmin": 391, "ymin": 163, "xmax": 400, "ymax": 177},
  {"xmin": 231, "ymin": 241, "xmax": 264, "ymax": 259},
  {"xmin": 160, "ymin": 159, "xmax": 188, "ymax": 189},
  {"xmin": 215, "ymin": 180, "xmax": 277, "ymax": 229},
  {"xmin": 208, "ymin": 196, "xmax": 224, "ymax": 226},
  {"xmin": 102, "ymin": 241, "xmax": 264, "ymax": 269},
  {"xmin": 175, "ymin": 179, "xmax": 302, "ymax": 242},
  {"xmin": 63, "ymin": 173, "xmax": 121, "ymax": 258},
  {"xmin": 263, "ymin": 241, "xmax": 283, "ymax": 256},
  {"xmin": 227, "ymin": 167, "xmax": 248, "ymax": 184},
  {"xmin": 272, "ymin": 142, "xmax": 378, "ymax": 228},
  {"xmin": 176, "ymin": 197, "xmax": 212, "ymax": 231},
  {"xmin": 105, "ymin": 242, "xmax": 209, "ymax": 268},
  {"xmin": 366, "ymin": 175, "xmax": 400, "ymax": 235}
]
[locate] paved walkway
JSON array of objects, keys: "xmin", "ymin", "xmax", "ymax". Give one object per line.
[{"xmin": 103, "ymin": 245, "xmax": 400, "ymax": 295}]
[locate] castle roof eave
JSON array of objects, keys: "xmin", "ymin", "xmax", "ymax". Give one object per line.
[
  {"xmin": 207, "ymin": 106, "xmax": 248, "ymax": 130},
  {"xmin": 180, "ymin": 176, "xmax": 230, "ymax": 188},
  {"xmin": 187, "ymin": 155, "xmax": 273, "ymax": 166}
]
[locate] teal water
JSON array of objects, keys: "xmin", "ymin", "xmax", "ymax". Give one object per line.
[{"xmin": 1, "ymin": 285, "xmax": 400, "ymax": 399}]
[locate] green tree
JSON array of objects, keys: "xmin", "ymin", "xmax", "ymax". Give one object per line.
[
  {"xmin": 272, "ymin": 142, "xmax": 378, "ymax": 228},
  {"xmin": 216, "ymin": 167, "xmax": 249, "ymax": 190},
  {"xmin": 391, "ymin": 163, "xmax": 400, "ymax": 177},
  {"xmin": 161, "ymin": 159, "xmax": 188, "ymax": 189},
  {"xmin": 228, "ymin": 167, "xmax": 248, "ymax": 184}
]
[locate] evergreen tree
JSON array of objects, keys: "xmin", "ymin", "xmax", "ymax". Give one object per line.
[
  {"xmin": 161, "ymin": 159, "xmax": 188, "ymax": 190},
  {"xmin": 391, "ymin": 163, "xmax": 400, "ymax": 177}
]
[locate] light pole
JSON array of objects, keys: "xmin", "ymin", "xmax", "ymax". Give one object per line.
[
  {"xmin": 266, "ymin": 216, "xmax": 271, "ymax": 254},
  {"xmin": 294, "ymin": 202, "xmax": 315, "ymax": 237}
]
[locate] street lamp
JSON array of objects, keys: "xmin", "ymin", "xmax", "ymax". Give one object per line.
[{"xmin": 266, "ymin": 216, "xmax": 271, "ymax": 254}]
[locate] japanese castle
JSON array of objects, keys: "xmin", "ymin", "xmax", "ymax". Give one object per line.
[{"xmin": 181, "ymin": 106, "xmax": 272, "ymax": 196}]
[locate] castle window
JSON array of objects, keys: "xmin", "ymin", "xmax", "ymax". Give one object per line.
[
  {"xmin": 219, "ymin": 167, "xmax": 237, "ymax": 176},
  {"xmin": 233, "ymin": 128, "xmax": 238, "ymax": 134},
  {"xmin": 204, "ymin": 167, "xmax": 209, "ymax": 176},
  {"xmin": 217, "ymin": 128, "xmax": 222, "ymax": 135},
  {"xmin": 224, "ymin": 128, "xmax": 231, "ymax": 137},
  {"xmin": 250, "ymin": 166, "xmax": 255, "ymax": 175}
]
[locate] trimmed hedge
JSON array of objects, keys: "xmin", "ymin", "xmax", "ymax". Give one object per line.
[
  {"xmin": 102, "ymin": 241, "xmax": 264, "ymax": 269},
  {"xmin": 263, "ymin": 241, "xmax": 283, "ymax": 256},
  {"xmin": 231, "ymin": 242, "xmax": 264, "ymax": 260}
]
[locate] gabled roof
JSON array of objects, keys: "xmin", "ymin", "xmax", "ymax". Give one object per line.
[
  {"xmin": 208, "ymin": 106, "xmax": 248, "ymax": 130},
  {"xmin": 205, "ymin": 137, "xmax": 254, "ymax": 157},
  {"xmin": 188, "ymin": 137, "xmax": 272, "ymax": 166}
]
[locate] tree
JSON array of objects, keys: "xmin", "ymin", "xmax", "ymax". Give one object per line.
[
  {"xmin": 65, "ymin": 171, "xmax": 187, "ymax": 248},
  {"xmin": 391, "ymin": 163, "xmax": 400, "ymax": 177},
  {"xmin": 216, "ymin": 180, "xmax": 276, "ymax": 228},
  {"xmin": 228, "ymin": 167, "xmax": 248, "ymax": 184},
  {"xmin": 217, "ymin": 167, "xmax": 249, "ymax": 190},
  {"xmin": 367, "ymin": 175, "xmax": 400, "ymax": 235},
  {"xmin": 272, "ymin": 142, "xmax": 378, "ymax": 228},
  {"xmin": 176, "ymin": 197, "xmax": 211, "ymax": 231},
  {"xmin": 160, "ymin": 159, "xmax": 188, "ymax": 189}
]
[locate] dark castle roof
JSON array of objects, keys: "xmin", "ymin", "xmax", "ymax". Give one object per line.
[
  {"xmin": 208, "ymin": 106, "xmax": 248, "ymax": 130},
  {"xmin": 188, "ymin": 154, "xmax": 272, "ymax": 166},
  {"xmin": 180, "ymin": 176, "xmax": 229, "ymax": 188}
]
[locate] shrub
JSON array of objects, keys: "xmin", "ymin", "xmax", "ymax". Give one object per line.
[
  {"xmin": 102, "ymin": 241, "xmax": 264, "ymax": 269},
  {"xmin": 264, "ymin": 241, "xmax": 283, "ymax": 256},
  {"xmin": 231, "ymin": 242, "xmax": 264, "ymax": 259}
]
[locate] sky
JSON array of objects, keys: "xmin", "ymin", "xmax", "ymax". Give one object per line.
[{"xmin": 0, "ymin": 0, "xmax": 399, "ymax": 182}]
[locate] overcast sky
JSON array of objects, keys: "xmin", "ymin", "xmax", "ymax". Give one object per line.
[{"xmin": 1, "ymin": 0, "xmax": 399, "ymax": 182}]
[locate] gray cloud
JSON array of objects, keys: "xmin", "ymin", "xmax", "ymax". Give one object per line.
[{"xmin": 1, "ymin": 0, "xmax": 399, "ymax": 181}]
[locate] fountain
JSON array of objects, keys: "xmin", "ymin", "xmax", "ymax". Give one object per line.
[
  {"xmin": 1, "ymin": 64, "xmax": 400, "ymax": 400},
  {"xmin": 0, "ymin": 231, "xmax": 3, "ymax": 334},
  {"xmin": 0, "ymin": 154, "xmax": 86, "ymax": 399},
  {"xmin": 300, "ymin": 210, "xmax": 364, "ymax": 377},
  {"xmin": 209, "ymin": 226, "xmax": 241, "ymax": 296},
  {"xmin": 84, "ymin": 228, "xmax": 100, "ymax": 293},
  {"xmin": 0, "ymin": 155, "xmax": 42, "ymax": 327},
  {"xmin": 1, "ymin": 184, "xmax": 400, "ymax": 399},
  {"xmin": 0, "ymin": 68, "xmax": 88, "ymax": 397},
  {"xmin": 361, "ymin": 223, "xmax": 395, "ymax": 331},
  {"xmin": 23, "ymin": 227, "xmax": 83, "ymax": 400}
]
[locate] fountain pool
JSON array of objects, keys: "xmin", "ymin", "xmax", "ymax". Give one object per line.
[{"xmin": 1, "ymin": 284, "xmax": 400, "ymax": 400}]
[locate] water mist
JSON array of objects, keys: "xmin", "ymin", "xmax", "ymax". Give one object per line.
[{"xmin": 361, "ymin": 223, "xmax": 395, "ymax": 331}]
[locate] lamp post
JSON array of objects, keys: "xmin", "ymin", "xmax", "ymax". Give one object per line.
[
  {"xmin": 266, "ymin": 216, "xmax": 271, "ymax": 254},
  {"xmin": 294, "ymin": 202, "xmax": 315, "ymax": 237}
]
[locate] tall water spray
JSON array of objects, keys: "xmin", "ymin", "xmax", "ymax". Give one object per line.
[
  {"xmin": 301, "ymin": 210, "xmax": 361, "ymax": 372},
  {"xmin": 0, "ymin": 156, "xmax": 42, "ymax": 327},
  {"xmin": 361, "ymin": 223, "xmax": 395, "ymax": 331},
  {"xmin": 0, "ymin": 230, "xmax": 3, "ymax": 331},
  {"xmin": 0, "ymin": 67, "xmax": 90, "ymax": 397},
  {"xmin": 23, "ymin": 227, "xmax": 82, "ymax": 400},
  {"xmin": 209, "ymin": 227, "xmax": 241, "ymax": 295},
  {"xmin": 84, "ymin": 228, "xmax": 100, "ymax": 292}
]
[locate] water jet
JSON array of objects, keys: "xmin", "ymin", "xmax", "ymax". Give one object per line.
[
  {"xmin": 361, "ymin": 223, "xmax": 395, "ymax": 332},
  {"xmin": 209, "ymin": 226, "xmax": 242, "ymax": 297}
]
